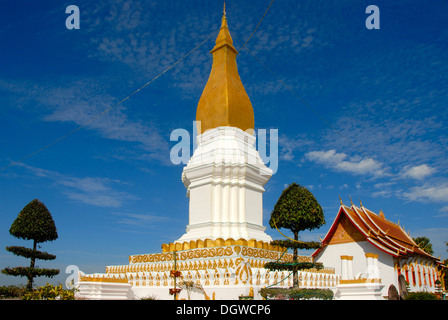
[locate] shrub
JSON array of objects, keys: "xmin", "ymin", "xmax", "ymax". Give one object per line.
[
  {"xmin": 405, "ymin": 291, "xmax": 438, "ymax": 300},
  {"xmin": 0, "ymin": 285, "xmax": 26, "ymax": 299},
  {"xmin": 22, "ymin": 283, "xmax": 76, "ymax": 300},
  {"xmin": 259, "ymin": 287, "xmax": 334, "ymax": 300}
]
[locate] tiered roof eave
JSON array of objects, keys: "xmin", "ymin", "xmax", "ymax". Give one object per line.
[{"xmin": 312, "ymin": 202, "xmax": 441, "ymax": 262}]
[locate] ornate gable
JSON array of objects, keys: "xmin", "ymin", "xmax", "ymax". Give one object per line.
[{"xmin": 327, "ymin": 213, "xmax": 365, "ymax": 245}]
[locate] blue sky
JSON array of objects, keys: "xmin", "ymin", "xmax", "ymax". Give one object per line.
[{"xmin": 1, "ymin": 0, "xmax": 447, "ymax": 287}]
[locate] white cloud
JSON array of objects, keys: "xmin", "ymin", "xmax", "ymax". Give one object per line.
[
  {"xmin": 58, "ymin": 176, "xmax": 111, "ymax": 193},
  {"xmin": 370, "ymin": 182, "xmax": 396, "ymax": 199},
  {"xmin": 112, "ymin": 212, "xmax": 169, "ymax": 226},
  {"xmin": 402, "ymin": 182, "xmax": 448, "ymax": 203},
  {"xmin": 435, "ymin": 206, "xmax": 448, "ymax": 218},
  {"xmin": 0, "ymin": 77, "xmax": 173, "ymax": 166},
  {"xmin": 339, "ymin": 184, "xmax": 348, "ymax": 190},
  {"xmin": 278, "ymin": 134, "xmax": 312, "ymax": 161},
  {"xmin": 305, "ymin": 149, "xmax": 386, "ymax": 177},
  {"xmin": 64, "ymin": 192, "xmax": 125, "ymax": 208},
  {"xmin": 400, "ymin": 164, "xmax": 435, "ymax": 180},
  {"xmin": 18, "ymin": 163, "xmax": 137, "ymax": 208},
  {"xmin": 85, "ymin": 2, "xmax": 215, "ymax": 95},
  {"xmin": 374, "ymin": 182, "xmax": 396, "ymax": 189},
  {"xmin": 37, "ymin": 81, "xmax": 172, "ymax": 165},
  {"xmin": 372, "ymin": 190, "xmax": 392, "ymax": 198},
  {"xmin": 322, "ymin": 112, "xmax": 447, "ymax": 174}
]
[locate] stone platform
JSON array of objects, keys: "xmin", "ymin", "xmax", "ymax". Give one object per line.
[{"xmin": 77, "ymin": 238, "xmax": 338, "ymax": 300}]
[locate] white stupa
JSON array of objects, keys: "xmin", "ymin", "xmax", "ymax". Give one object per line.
[
  {"xmin": 75, "ymin": 8, "xmax": 338, "ymax": 300},
  {"xmin": 175, "ymin": 8, "xmax": 273, "ymax": 243}
]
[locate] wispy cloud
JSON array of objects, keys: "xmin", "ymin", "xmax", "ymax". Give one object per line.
[
  {"xmin": 371, "ymin": 182, "xmax": 396, "ymax": 199},
  {"xmin": 435, "ymin": 206, "xmax": 448, "ymax": 218},
  {"xmin": 278, "ymin": 134, "xmax": 312, "ymax": 162},
  {"xmin": 84, "ymin": 1, "xmax": 218, "ymax": 96},
  {"xmin": 311, "ymin": 94, "xmax": 448, "ymax": 205},
  {"xmin": 111, "ymin": 212, "xmax": 169, "ymax": 227},
  {"xmin": 18, "ymin": 163, "xmax": 137, "ymax": 208},
  {"xmin": 0, "ymin": 77, "xmax": 173, "ymax": 165},
  {"xmin": 401, "ymin": 182, "xmax": 448, "ymax": 204},
  {"xmin": 305, "ymin": 149, "xmax": 386, "ymax": 177},
  {"xmin": 102, "ymin": 211, "xmax": 175, "ymax": 235},
  {"xmin": 322, "ymin": 114, "xmax": 446, "ymax": 170},
  {"xmin": 400, "ymin": 164, "xmax": 435, "ymax": 180},
  {"xmin": 42, "ymin": 81, "xmax": 172, "ymax": 163}
]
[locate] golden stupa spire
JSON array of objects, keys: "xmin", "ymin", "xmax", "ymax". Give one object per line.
[{"xmin": 196, "ymin": 5, "xmax": 254, "ymax": 134}]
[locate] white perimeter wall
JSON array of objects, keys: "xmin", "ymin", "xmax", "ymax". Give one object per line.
[{"xmin": 315, "ymin": 241, "xmax": 396, "ymax": 297}]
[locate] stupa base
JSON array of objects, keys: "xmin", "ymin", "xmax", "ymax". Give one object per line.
[{"xmin": 76, "ymin": 238, "xmax": 338, "ymax": 300}]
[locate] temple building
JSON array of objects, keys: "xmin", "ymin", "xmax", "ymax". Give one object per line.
[{"xmin": 312, "ymin": 199, "xmax": 445, "ymax": 299}]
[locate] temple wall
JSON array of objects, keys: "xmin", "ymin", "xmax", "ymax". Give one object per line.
[
  {"xmin": 314, "ymin": 240, "xmax": 440, "ymax": 298},
  {"xmin": 315, "ymin": 241, "xmax": 394, "ymax": 297}
]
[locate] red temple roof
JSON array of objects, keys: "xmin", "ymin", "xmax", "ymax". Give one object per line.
[{"xmin": 312, "ymin": 203, "xmax": 439, "ymax": 261}]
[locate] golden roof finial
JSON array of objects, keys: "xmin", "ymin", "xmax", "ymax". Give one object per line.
[
  {"xmin": 216, "ymin": 4, "xmax": 232, "ymax": 45},
  {"xmin": 338, "ymin": 195, "xmax": 343, "ymax": 206},
  {"xmin": 349, "ymin": 195, "xmax": 353, "ymax": 206},
  {"xmin": 359, "ymin": 197, "xmax": 363, "ymax": 207},
  {"xmin": 196, "ymin": 7, "xmax": 254, "ymax": 135},
  {"xmin": 379, "ymin": 209, "xmax": 385, "ymax": 219}
]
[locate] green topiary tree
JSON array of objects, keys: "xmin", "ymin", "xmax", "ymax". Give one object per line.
[
  {"xmin": 265, "ymin": 183, "xmax": 326, "ymax": 288},
  {"xmin": 2, "ymin": 199, "xmax": 59, "ymax": 290}
]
